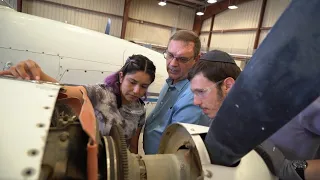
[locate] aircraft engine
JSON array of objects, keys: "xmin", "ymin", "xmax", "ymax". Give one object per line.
[{"xmin": 0, "ymin": 77, "xmax": 277, "ymax": 180}]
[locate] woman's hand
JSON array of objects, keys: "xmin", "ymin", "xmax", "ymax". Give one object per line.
[{"xmin": 0, "ymin": 60, "xmax": 58, "ymax": 82}]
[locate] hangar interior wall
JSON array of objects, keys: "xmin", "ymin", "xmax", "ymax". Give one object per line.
[
  {"xmin": 200, "ymin": 0, "xmax": 291, "ymax": 57},
  {"xmin": 21, "ymin": 0, "xmax": 195, "ymax": 49}
]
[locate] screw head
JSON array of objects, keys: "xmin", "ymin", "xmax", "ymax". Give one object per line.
[{"xmin": 59, "ymin": 132, "xmax": 69, "ymax": 142}]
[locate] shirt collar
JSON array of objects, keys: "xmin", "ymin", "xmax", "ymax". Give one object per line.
[{"xmin": 165, "ymin": 78, "xmax": 189, "ymax": 92}]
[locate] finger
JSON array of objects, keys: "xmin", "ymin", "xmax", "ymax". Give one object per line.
[
  {"xmin": 10, "ymin": 67, "xmax": 21, "ymax": 79},
  {"xmin": 15, "ymin": 63, "xmax": 30, "ymax": 80},
  {"xmin": 0, "ymin": 70, "xmax": 12, "ymax": 76},
  {"xmin": 25, "ymin": 60, "xmax": 41, "ymax": 80}
]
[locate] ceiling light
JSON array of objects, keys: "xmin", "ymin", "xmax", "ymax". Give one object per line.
[
  {"xmin": 196, "ymin": 6, "xmax": 206, "ymax": 16},
  {"xmin": 158, "ymin": 0, "xmax": 166, "ymax": 6},
  {"xmin": 228, "ymin": 0, "xmax": 238, "ymax": 9},
  {"xmin": 207, "ymin": 0, "xmax": 217, "ymax": 3},
  {"xmin": 196, "ymin": 11, "xmax": 204, "ymax": 16},
  {"xmin": 228, "ymin": 5, "xmax": 238, "ymax": 9}
]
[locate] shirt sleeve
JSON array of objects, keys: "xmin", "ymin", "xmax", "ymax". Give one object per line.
[
  {"xmin": 83, "ymin": 84, "xmax": 109, "ymax": 107},
  {"xmin": 171, "ymin": 88, "xmax": 209, "ymax": 125},
  {"xmin": 297, "ymin": 97, "xmax": 320, "ymax": 136}
]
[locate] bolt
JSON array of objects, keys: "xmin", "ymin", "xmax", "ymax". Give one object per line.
[
  {"xmin": 27, "ymin": 149, "xmax": 39, "ymax": 157},
  {"xmin": 36, "ymin": 123, "xmax": 45, "ymax": 128},
  {"xmin": 63, "ymin": 116, "xmax": 69, "ymax": 122},
  {"xmin": 59, "ymin": 132, "xmax": 69, "ymax": 142},
  {"xmin": 22, "ymin": 168, "xmax": 34, "ymax": 177}
]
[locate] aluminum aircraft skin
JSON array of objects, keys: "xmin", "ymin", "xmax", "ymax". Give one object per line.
[{"xmin": 0, "ymin": 5, "xmax": 167, "ymax": 95}]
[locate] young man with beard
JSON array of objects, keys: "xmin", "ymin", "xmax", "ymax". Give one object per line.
[{"xmin": 188, "ymin": 49, "xmax": 320, "ymax": 180}]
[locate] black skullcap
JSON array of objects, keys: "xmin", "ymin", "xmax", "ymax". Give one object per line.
[{"xmin": 200, "ymin": 50, "xmax": 236, "ymax": 64}]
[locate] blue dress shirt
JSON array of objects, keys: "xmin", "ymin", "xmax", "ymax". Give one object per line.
[{"xmin": 143, "ymin": 78, "xmax": 210, "ymax": 154}]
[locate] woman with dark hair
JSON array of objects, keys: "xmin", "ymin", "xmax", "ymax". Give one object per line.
[
  {"xmin": 0, "ymin": 54, "xmax": 156, "ymax": 153},
  {"xmin": 85, "ymin": 54, "xmax": 156, "ymax": 153}
]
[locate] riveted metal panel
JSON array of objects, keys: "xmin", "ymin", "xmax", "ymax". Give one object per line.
[{"xmin": 0, "ymin": 77, "xmax": 61, "ymax": 180}]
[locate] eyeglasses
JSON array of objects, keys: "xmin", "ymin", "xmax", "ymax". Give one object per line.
[
  {"xmin": 163, "ymin": 51, "xmax": 194, "ymax": 64},
  {"xmin": 192, "ymin": 80, "xmax": 224, "ymax": 99}
]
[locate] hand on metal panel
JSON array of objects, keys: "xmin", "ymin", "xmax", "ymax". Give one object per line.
[{"xmin": 0, "ymin": 59, "xmax": 42, "ymax": 80}]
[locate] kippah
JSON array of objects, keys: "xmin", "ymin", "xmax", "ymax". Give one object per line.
[{"xmin": 200, "ymin": 50, "xmax": 236, "ymax": 64}]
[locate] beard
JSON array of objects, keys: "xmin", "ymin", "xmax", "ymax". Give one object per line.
[{"xmin": 209, "ymin": 87, "xmax": 225, "ymax": 119}]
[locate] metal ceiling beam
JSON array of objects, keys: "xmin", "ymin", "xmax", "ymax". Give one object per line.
[
  {"xmin": 165, "ymin": 0, "xmax": 197, "ymax": 8},
  {"xmin": 193, "ymin": 0, "xmax": 254, "ymax": 35},
  {"xmin": 253, "ymin": 0, "xmax": 267, "ymax": 49},
  {"xmin": 17, "ymin": 0, "xmax": 22, "ymax": 12},
  {"xmin": 203, "ymin": 0, "xmax": 254, "ymax": 20},
  {"xmin": 121, "ymin": 0, "xmax": 132, "ymax": 39},
  {"xmin": 183, "ymin": 0, "xmax": 206, "ymax": 6}
]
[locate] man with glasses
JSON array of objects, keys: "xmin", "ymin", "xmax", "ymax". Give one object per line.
[
  {"xmin": 188, "ymin": 49, "xmax": 320, "ymax": 180},
  {"xmin": 188, "ymin": 50, "xmax": 241, "ymax": 120},
  {"xmin": 143, "ymin": 30, "xmax": 210, "ymax": 155}
]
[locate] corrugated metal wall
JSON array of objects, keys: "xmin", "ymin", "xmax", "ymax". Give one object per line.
[
  {"xmin": 129, "ymin": 0, "xmax": 194, "ymax": 30},
  {"xmin": 213, "ymin": 0, "xmax": 262, "ymax": 30},
  {"xmin": 209, "ymin": 0, "xmax": 261, "ymax": 54},
  {"xmin": 199, "ymin": 17, "xmax": 212, "ymax": 50},
  {"xmin": 202, "ymin": 0, "xmax": 291, "ymax": 55},
  {"xmin": 44, "ymin": 0, "xmax": 124, "ymax": 15},
  {"xmin": 259, "ymin": 0, "xmax": 290, "ymax": 45},
  {"xmin": 125, "ymin": 21, "xmax": 172, "ymax": 46},
  {"xmin": 201, "ymin": 17, "xmax": 212, "ymax": 32},
  {"xmin": 210, "ymin": 31, "xmax": 256, "ymax": 54},
  {"xmin": 22, "ymin": 0, "xmax": 124, "ymax": 37},
  {"xmin": 21, "ymin": 0, "xmax": 195, "ymax": 48},
  {"xmin": 259, "ymin": 29, "xmax": 269, "ymax": 45},
  {"xmin": 199, "ymin": 33, "xmax": 210, "ymax": 51},
  {"xmin": 263, "ymin": 0, "xmax": 291, "ymax": 27},
  {"xmin": 127, "ymin": 0, "xmax": 195, "ymax": 46},
  {"xmin": 3, "ymin": 0, "xmax": 17, "ymax": 10}
]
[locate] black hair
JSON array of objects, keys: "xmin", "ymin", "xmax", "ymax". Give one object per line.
[
  {"xmin": 188, "ymin": 60, "xmax": 241, "ymax": 84},
  {"xmin": 104, "ymin": 54, "xmax": 156, "ymax": 107}
]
